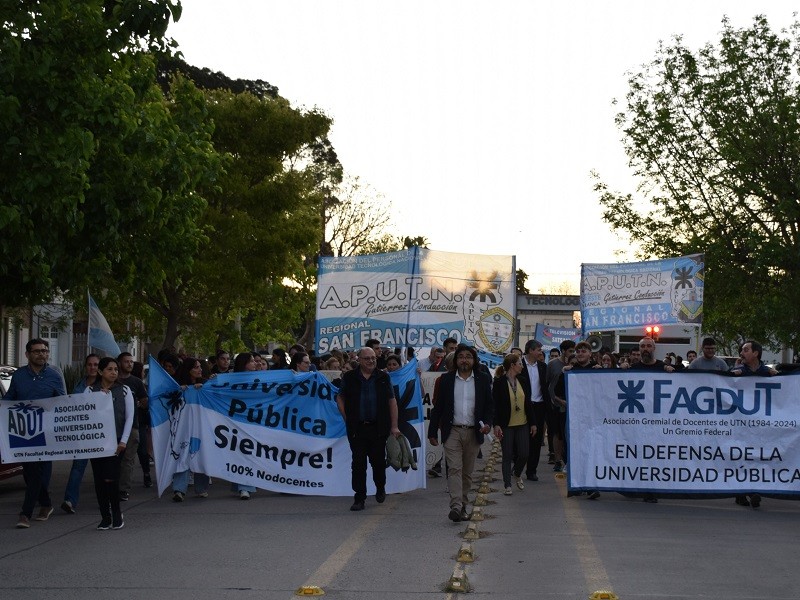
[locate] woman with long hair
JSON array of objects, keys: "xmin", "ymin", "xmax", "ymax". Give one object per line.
[
  {"xmin": 171, "ymin": 358, "xmax": 210, "ymax": 502},
  {"xmin": 88, "ymin": 357, "xmax": 134, "ymax": 530},
  {"xmin": 492, "ymin": 354, "xmax": 537, "ymax": 496},
  {"xmin": 600, "ymin": 353, "xmax": 618, "ymax": 369},
  {"xmin": 231, "ymin": 353, "xmax": 258, "ymax": 499}
]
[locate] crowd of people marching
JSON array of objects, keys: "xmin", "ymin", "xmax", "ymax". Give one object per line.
[{"xmin": 6, "ymin": 333, "xmax": 785, "ymax": 530}]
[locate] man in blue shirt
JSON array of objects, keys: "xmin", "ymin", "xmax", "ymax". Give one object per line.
[{"xmin": 5, "ymin": 338, "xmax": 67, "ymax": 528}]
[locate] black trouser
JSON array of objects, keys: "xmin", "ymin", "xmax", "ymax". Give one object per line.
[
  {"xmin": 21, "ymin": 461, "xmax": 52, "ymax": 518},
  {"xmin": 526, "ymin": 401, "xmax": 548, "ymax": 477},
  {"xmin": 91, "ymin": 452, "xmax": 123, "ymax": 520},
  {"xmin": 347, "ymin": 422, "xmax": 387, "ymax": 502},
  {"xmin": 137, "ymin": 423, "xmax": 151, "ymax": 475}
]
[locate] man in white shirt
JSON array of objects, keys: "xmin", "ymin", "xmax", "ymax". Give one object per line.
[
  {"xmin": 427, "ymin": 345, "xmax": 493, "ymax": 522},
  {"xmin": 518, "ymin": 340, "xmax": 550, "ymax": 480}
]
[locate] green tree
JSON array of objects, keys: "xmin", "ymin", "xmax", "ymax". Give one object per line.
[
  {"xmin": 0, "ymin": 0, "xmax": 187, "ymax": 307},
  {"xmin": 595, "ymin": 15, "xmax": 800, "ymax": 349},
  {"xmin": 116, "ymin": 87, "xmax": 333, "ymax": 351},
  {"xmin": 516, "ymin": 268, "xmax": 529, "ymax": 295}
]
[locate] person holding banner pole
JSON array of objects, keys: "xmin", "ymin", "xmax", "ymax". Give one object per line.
[
  {"xmin": 171, "ymin": 358, "xmax": 210, "ymax": 502},
  {"xmin": 231, "ymin": 352, "xmax": 258, "ymax": 499},
  {"xmin": 628, "ymin": 336, "xmax": 674, "ymax": 503},
  {"xmin": 730, "ymin": 340, "xmax": 777, "ymax": 509},
  {"xmin": 553, "ymin": 341, "xmax": 599, "ymax": 498},
  {"xmin": 88, "ymin": 357, "xmax": 134, "ymax": 530},
  {"xmin": 7, "ymin": 338, "xmax": 67, "ymax": 529},
  {"xmin": 492, "ymin": 354, "xmax": 536, "ymax": 495},
  {"xmin": 336, "ymin": 346, "xmax": 400, "ymax": 512}
]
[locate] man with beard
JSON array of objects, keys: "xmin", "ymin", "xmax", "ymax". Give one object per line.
[
  {"xmin": 630, "ymin": 337, "xmax": 675, "ymax": 373},
  {"xmin": 629, "ymin": 337, "xmax": 673, "ymax": 503},
  {"xmin": 428, "ymin": 344, "xmax": 493, "ymax": 522},
  {"xmin": 729, "ymin": 340, "xmax": 777, "ymax": 509}
]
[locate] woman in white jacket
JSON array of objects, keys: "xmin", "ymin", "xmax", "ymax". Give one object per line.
[{"xmin": 87, "ymin": 357, "xmax": 134, "ymax": 530}]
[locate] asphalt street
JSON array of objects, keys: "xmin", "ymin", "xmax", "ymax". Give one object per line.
[{"xmin": 2, "ymin": 443, "xmax": 799, "ymax": 600}]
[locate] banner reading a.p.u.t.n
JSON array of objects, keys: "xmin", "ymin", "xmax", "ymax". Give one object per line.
[
  {"xmin": 315, "ymin": 247, "xmax": 516, "ymax": 353},
  {"xmin": 566, "ymin": 370, "xmax": 800, "ymax": 495},
  {"xmin": 580, "ymin": 254, "xmax": 704, "ymax": 333}
]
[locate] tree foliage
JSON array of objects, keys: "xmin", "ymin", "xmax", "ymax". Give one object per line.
[
  {"xmin": 0, "ymin": 0, "xmax": 203, "ymax": 308},
  {"xmin": 516, "ymin": 268, "xmax": 529, "ymax": 295},
  {"xmin": 595, "ymin": 15, "xmax": 800, "ymax": 349}
]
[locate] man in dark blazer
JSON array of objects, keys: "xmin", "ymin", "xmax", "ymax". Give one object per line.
[
  {"xmin": 428, "ymin": 344, "xmax": 493, "ymax": 522},
  {"xmin": 518, "ymin": 340, "xmax": 550, "ymax": 481}
]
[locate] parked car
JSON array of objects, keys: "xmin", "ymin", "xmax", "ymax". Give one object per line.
[
  {"xmin": 0, "ymin": 366, "xmax": 23, "ymax": 479},
  {"xmin": 0, "ymin": 365, "xmax": 15, "ymax": 396}
]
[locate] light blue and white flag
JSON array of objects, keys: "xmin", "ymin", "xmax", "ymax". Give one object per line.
[
  {"xmin": 87, "ymin": 292, "xmax": 121, "ymax": 355},
  {"xmin": 148, "ymin": 357, "xmax": 425, "ymax": 497}
]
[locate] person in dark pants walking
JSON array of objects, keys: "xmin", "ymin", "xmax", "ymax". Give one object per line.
[
  {"xmin": 5, "ymin": 338, "xmax": 66, "ymax": 529},
  {"xmin": 336, "ymin": 347, "xmax": 400, "ymax": 511}
]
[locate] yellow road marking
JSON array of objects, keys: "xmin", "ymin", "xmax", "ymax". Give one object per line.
[
  {"xmin": 558, "ymin": 480, "xmax": 613, "ymax": 592},
  {"xmin": 292, "ymin": 512, "xmax": 384, "ymax": 597}
]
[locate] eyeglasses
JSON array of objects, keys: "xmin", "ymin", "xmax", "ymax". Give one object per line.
[
  {"xmin": 360, "ymin": 357, "xmax": 377, "ymax": 362},
  {"xmin": 29, "ymin": 349, "xmax": 49, "ymax": 354}
]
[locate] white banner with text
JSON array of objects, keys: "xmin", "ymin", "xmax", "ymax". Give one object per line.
[
  {"xmin": 0, "ymin": 392, "xmax": 117, "ymax": 462},
  {"xmin": 567, "ymin": 371, "xmax": 800, "ymax": 494}
]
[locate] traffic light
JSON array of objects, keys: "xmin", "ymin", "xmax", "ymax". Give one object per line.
[{"xmin": 645, "ymin": 325, "xmax": 661, "ymax": 341}]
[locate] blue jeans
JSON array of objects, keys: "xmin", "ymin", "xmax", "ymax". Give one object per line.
[
  {"xmin": 231, "ymin": 483, "xmax": 256, "ymax": 493},
  {"xmin": 63, "ymin": 458, "xmax": 89, "ymax": 507},
  {"xmin": 172, "ymin": 471, "xmax": 210, "ymax": 495}
]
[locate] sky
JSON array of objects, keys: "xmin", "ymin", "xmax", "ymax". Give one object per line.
[{"xmin": 169, "ymin": 1, "xmax": 797, "ymax": 293}]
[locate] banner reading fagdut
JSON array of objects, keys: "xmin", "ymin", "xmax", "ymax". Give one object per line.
[
  {"xmin": 0, "ymin": 392, "xmax": 117, "ymax": 462},
  {"xmin": 580, "ymin": 254, "xmax": 704, "ymax": 333},
  {"xmin": 315, "ymin": 247, "xmax": 516, "ymax": 354},
  {"xmin": 566, "ymin": 371, "xmax": 800, "ymax": 495},
  {"xmin": 149, "ymin": 358, "xmax": 425, "ymax": 497}
]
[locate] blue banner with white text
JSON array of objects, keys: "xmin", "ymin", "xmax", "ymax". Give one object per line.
[
  {"xmin": 580, "ymin": 254, "xmax": 704, "ymax": 334},
  {"xmin": 149, "ymin": 357, "xmax": 425, "ymax": 497}
]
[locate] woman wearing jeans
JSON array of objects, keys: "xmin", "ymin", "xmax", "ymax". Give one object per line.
[
  {"xmin": 171, "ymin": 357, "xmax": 210, "ymax": 501},
  {"xmin": 492, "ymin": 354, "xmax": 537, "ymax": 496}
]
